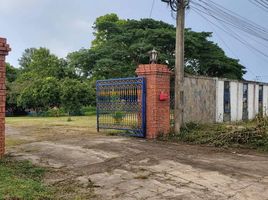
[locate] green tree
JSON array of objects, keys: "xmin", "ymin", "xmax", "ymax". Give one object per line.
[
  {"xmin": 66, "ymin": 49, "xmax": 97, "ymax": 79},
  {"xmin": 90, "ymin": 14, "xmax": 245, "ymax": 79},
  {"xmin": 17, "ymin": 77, "xmax": 60, "ymax": 112},
  {"xmin": 92, "ymin": 13, "xmax": 121, "ymax": 48},
  {"xmin": 8, "ymin": 48, "xmax": 95, "ymax": 114},
  {"xmin": 60, "ymin": 78, "xmax": 94, "ymax": 117},
  {"xmin": 6, "ymin": 81, "xmax": 22, "ymax": 115},
  {"xmin": 184, "ymin": 31, "xmax": 246, "ymax": 78},
  {"xmin": 6, "ymin": 63, "xmax": 19, "ymax": 82},
  {"xmin": 18, "ymin": 48, "xmax": 35, "ymax": 70},
  {"xmin": 6, "ymin": 63, "xmax": 22, "ymax": 114},
  {"xmin": 18, "ymin": 48, "xmax": 66, "ymax": 79}
]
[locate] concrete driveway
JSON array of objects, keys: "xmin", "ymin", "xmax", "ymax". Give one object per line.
[{"xmin": 6, "ymin": 122, "xmax": 268, "ymax": 200}]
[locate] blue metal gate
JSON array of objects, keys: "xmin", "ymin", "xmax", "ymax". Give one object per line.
[{"xmin": 96, "ymin": 77, "xmax": 146, "ymax": 137}]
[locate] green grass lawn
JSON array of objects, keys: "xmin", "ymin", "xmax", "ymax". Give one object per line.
[
  {"xmin": 6, "ymin": 116, "xmax": 97, "ymax": 128},
  {"xmin": 4, "ymin": 116, "xmax": 96, "ymax": 199},
  {"xmin": 0, "ymin": 156, "xmax": 52, "ymax": 200},
  {"xmin": 3, "ymin": 116, "xmax": 99, "ymax": 199},
  {"xmin": 5, "ymin": 116, "xmax": 99, "ymax": 148}
]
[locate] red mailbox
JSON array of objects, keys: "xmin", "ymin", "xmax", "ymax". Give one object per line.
[{"xmin": 159, "ymin": 91, "xmax": 169, "ymax": 101}]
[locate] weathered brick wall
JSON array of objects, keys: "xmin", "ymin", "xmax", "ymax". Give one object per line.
[
  {"xmin": 136, "ymin": 64, "xmax": 171, "ymax": 139},
  {"xmin": 0, "ymin": 38, "xmax": 10, "ymax": 157},
  {"xmin": 183, "ymin": 76, "xmax": 217, "ymax": 123}
]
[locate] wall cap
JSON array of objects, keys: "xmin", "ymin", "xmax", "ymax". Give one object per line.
[
  {"xmin": 136, "ymin": 64, "xmax": 171, "ymax": 75},
  {"xmin": 0, "ymin": 37, "xmax": 11, "ymax": 56}
]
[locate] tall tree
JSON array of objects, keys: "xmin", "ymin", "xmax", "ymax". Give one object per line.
[
  {"xmin": 18, "ymin": 48, "xmax": 66, "ymax": 79},
  {"xmin": 90, "ymin": 14, "xmax": 246, "ymax": 79},
  {"xmin": 66, "ymin": 49, "xmax": 97, "ymax": 79}
]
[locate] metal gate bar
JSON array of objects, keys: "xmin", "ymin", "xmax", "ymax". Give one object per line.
[{"xmin": 96, "ymin": 77, "xmax": 146, "ymax": 137}]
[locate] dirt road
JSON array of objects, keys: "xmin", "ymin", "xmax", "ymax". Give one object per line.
[{"xmin": 5, "ymin": 117, "xmax": 268, "ymax": 200}]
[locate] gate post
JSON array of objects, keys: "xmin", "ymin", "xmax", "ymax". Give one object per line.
[
  {"xmin": 136, "ymin": 64, "xmax": 171, "ymax": 139},
  {"xmin": 0, "ymin": 38, "xmax": 11, "ymax": 157}
]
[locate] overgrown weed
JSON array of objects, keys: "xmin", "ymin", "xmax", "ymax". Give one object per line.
[{"xmin": 160, "ymin": 116, "xmax": 268, "ymax": 152}]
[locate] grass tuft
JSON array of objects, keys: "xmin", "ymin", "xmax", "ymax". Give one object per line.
[{"xmin": 0, "ymin": 156, "xmax": 52, "ymax": 200}]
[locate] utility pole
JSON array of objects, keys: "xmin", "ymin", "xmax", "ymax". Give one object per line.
[
  {"xmin": 175, "ymin": 0, "xmax": 185, "ymax": 133},
  {"xmin": 162, "ymin": 0, "xmax": 187, "ymax": 133}
]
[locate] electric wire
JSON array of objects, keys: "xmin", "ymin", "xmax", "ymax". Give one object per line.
[
  {"xmin": 190, "ymin": 0, "xmax": 268, "ymax": 53},
  {"xmin": 255, "ymin": 0, "xmax": 268, "ymax": 9},
  {"xmin": 191, "ymin": 5, "xmax": 268, "ymax": 59},
  {"xmin": 248, "ymin": 0, "xmax": 268, "ymax": 12},
  {"xmin": 163, "ymin": 0, "xmax": 268, "ymax": 80},
  {"xmin": 191, "ymin": 9, "xmax": 258, "ymax": 78},
  {"xmin": 191, "ymin": 0, "xmax": 268, "ymax": 42},
  {"xmin": 149, "ymin": 0, "xmax": 156, "ymax": 18}
]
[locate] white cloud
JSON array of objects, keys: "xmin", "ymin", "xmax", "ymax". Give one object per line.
[
  {"xmin": 72, "ymin": 19, "xmax": 89, "ymax": 30},
  {"xmin": 0, "ymin": 0, "xmax": 39, "ymax": 14}
]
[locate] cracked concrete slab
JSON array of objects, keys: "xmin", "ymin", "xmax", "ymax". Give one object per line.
[{"xmin": 6, "ymin": 122, "xmax": 268, "ymax": 200}]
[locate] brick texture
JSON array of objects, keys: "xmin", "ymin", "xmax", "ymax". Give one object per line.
[
  {"xmin": 0, "ymin": 37, "xmax": 10, "ymax": 157},
  {"xmin": 136, "ymin": 64, "xmax": 171, "ymax": 139}
]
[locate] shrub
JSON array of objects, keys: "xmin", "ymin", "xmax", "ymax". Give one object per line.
[
  {"xmin": 80, "ymin": 106, "xmax": 96, "ymax": 116},
  {"xmin": 161, "ymin": 117, "xmax": 268, "ymax": 152},
  {"xmin": 44, "ymin": 107, "xmax": 67, "ymax": 117}
]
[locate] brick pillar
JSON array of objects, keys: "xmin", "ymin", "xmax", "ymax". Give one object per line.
[
  {"xmin": 0, "ymin": 38, "xmax": 11, "ymax": 157},
  {"xmin": 136, "ymin": 64, "xmax": 171, "ymax": 139}
]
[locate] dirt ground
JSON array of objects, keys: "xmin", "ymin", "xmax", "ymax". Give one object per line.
[{"xmin": 5, "ymin": 117, "xmax": 268, "ymax": 200}]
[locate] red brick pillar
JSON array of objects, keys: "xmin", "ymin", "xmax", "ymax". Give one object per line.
[
  {"xmin": 136, "ymin": 64, "xmax": 171, "ymax": 139},
  {"xmin": 0, "ymin": 38, "xmax": 11, "ymax": 157}
]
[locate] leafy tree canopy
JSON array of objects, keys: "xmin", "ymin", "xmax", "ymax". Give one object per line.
[
  {"xmin": 88, "ymin": 13, "xmax": 246, "ymax": 79},
  {"xmin": 60, "ymin": 78, "xmax": 95, "ymax": 114},
  {"xmin": 6, "ymin": 63, "xmax": 20, "ymax": 82},
  {"xmin": 8, "ymin": 48, "xmax": 95, "ymax": 113},
  {"xmin": 6, "ymin": 13, "xmax": 247, "ymax": 115},
  {"xmin": 66, "ymin": 49, "xmax": 97, "ymax": 79},
  {"xmin": 18, "ymin": 48, "xmax": 67, "ymax": 79}
]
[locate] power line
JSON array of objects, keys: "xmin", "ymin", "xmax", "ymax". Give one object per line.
[
  {"xmin": 191, "ymin": 8, "xmax": 258, "ymax": 78},
  {"xmin": 255, "ymin": 0, "xmax": 268, "ymax": 9},
  {"xmin": 188, "ymin": 0, "xmax": 268, "ymax": 81},
  {"xmin": 191, "ymin": 4, "xmax": 268, "ymax": 60},
  {"xmin": 248, "ymin": 0, "xmax": 268, "ymax": 12},
  {"xmin": 149, "ymin": 0, "xmax": 156, "ymax": 18},
  {"xmin": 193, "ymin": 2, "xmax": 268, "ymax": 40},
  {"xmin": 191, "ymin": 0, "xmax": 268, "ymax": 42},
  {"xmin": 191, "ymin": 0, "xmax": 268, "ymax": 48},
  {"xmin": 205, "ymin": 0, "xmax": 268, "ymax": 32}
]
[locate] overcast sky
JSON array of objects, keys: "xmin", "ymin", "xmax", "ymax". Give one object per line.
[{"xmin": 0, "ymin": 0, "xmax": 267, "ymax": 81}]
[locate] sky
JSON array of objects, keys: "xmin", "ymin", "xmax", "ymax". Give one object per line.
[{"xmin": 0, "ymin": 0, "xmax": 267, "ymax": 81}]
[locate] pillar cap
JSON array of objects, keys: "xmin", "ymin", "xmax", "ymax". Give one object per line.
[
  {"xmin": 136, "ymin": 64, "xmax": 171, "ymax": 75},
  {"xmin": 0, "ymin": 38, "xmax": 11, "ymax": 56}
]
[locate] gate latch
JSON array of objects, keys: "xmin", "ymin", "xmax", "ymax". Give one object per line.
[{"xmin": 159, "ymin": 91, "xmax": 169, "ymax": 101}]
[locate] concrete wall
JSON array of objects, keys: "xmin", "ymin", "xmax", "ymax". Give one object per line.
[
  {"xmin": 237, "ymin": 83, "xmax": 243, "ymax": 121},
  {"xmin": 248, "ymin": 84, "xmax": 255, "ymax": 120},
  {"xmin": 254, "ymin": 84, "xmax": 259, "ymax": 117},
  {"xmin": 181, "ymin": 76, "xmax": 268, "ymax": 124},
  {"xmin": 183, "ymin": 76, "xmax": 217, "ymax": 123},
  {"xmin": 216, "ymin": 80, "xmax": 224, "ymax": 122},
  {"xmin": 230, "ymin": 82, "xmax": 237, "ymax": 121},
  {"xmin": 263, "ymin": 85, "xmax": 268, "ymax": 116},
  {"xmin": 230, "ymin": 82, "xmax": 243, "ymax": 121}
]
